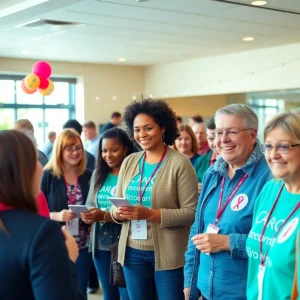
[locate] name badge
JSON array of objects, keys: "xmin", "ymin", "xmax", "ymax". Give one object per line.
[
  {"xmin": 66, "ymin": 218, "xmax": 79, "ymax": 236},
  {"xmin": 131, "ymin": 220, "xmax": 147, "ymax": 240},
  {"xmin": 257, "ymin": 264, "xmax": 266, "ymax": 300},
  {"xmin": 206, "ymin": 223, "xmax": 220, "ymax": 234},
  {"xmin": 203, "ymin": 224, "xmax": 220, "ymax": 255}
]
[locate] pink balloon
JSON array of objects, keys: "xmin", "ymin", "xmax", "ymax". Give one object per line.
[
  {"xmin": 32, "ymin": 61, "xmax": 52, "ymax": 79},
  {"xmin": 39, "ymin": 77, "xmax": 49, "ymax": 89}
]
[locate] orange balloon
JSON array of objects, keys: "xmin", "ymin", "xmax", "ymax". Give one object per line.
[
  {"xmin": 21, "ymin": 79, "xmax": 36, "ymax": 94},
  {"xmin": 25, "ymin": 73, "xmax": 40, "ymax": 90},
  {"xmin": 38, "ymin": 79, "xmax": 54, "ymax": 96}
]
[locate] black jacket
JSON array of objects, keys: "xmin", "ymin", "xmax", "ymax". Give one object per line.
[{"xmin": 41, "ymin": 169, "xmax": 92, "ymax": 213}]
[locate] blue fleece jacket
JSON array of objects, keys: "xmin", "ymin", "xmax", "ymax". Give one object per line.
[{"xmin": 184, "ymin": 142, "xmax": 272, "ymax": 300}]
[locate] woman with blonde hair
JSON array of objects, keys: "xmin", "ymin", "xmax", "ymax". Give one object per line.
[
  {"xmin": 247, "ymin": 111, "xmax": 300, "ymax": 300},
  {"xmin": 174, "ymin": 125, "xmax": 200, "ymax": 166},
  {"xmin": 41, "ymin": 128, "xmax": 92, "ymax": 300}
]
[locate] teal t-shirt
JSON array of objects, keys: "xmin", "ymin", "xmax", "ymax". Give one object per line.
[
  {"xmin": 96, "ymin": 173, "xmax": 118, "ymax": 251},
  {"xmin": 97, "ymin": 173, "xmax": 118, "ymax": 211},
  {"xmin": 125, "ymin": 159, "xmax": 162, "ymax": 208},
  {"xmin": 247, "ymin": 179, "xmax": 300, "ymax": 300}
]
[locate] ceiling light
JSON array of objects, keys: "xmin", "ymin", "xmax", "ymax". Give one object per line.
[
  {"xmin": 118, "ymin": 58, "xmax": 126, "ymax": 62},
  {"xmin": 251, "ymin": 1, "xmax": 267, "ymax": 6},
  {"xmin": 21, "ymin": 50, "xmax": 31, "ymax": 55},
  {"xmin": 243, "ymin": 37, "xmax": 254, "ymax": 41}
]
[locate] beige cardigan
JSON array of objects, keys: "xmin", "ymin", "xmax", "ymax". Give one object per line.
[{"xmin": 113, "ymin": 147, "xmax": 198, "ymax": 271}]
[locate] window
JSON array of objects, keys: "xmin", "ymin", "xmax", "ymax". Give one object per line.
[{"xmin": 0, "ymin": 75, "xmax": 76, "ymax": 149}]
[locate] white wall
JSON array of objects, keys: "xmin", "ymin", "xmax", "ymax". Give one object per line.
[{"xmin": 145, "ymin": 42, "xmax": 300, "ymax": 98}]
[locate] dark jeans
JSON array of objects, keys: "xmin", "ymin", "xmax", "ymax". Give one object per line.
[
  {"xmin": 88, "ymin": 261, "xmax": 99, "ymax": 289},
  {"xmin": 123, "ymin": 247, "xmax": 184, "ymax": 300},
  {"xmin": 94, "ymin": 250, "xmax": 129, "ymax": 300},
  {"xmin": 75, "ymin": 248, "xmax": 92, "ymax": 300}
]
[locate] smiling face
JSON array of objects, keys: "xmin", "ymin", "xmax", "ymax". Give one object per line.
[
  {"xmin": 133, "ymin": 113, "xmax": 164, "ymax": 151},
  {"xmin": 102, "ymin": 138, "xmax": 127, "ymax": 170},
  {"xmin": 207, "ymin": 128, "xmax": 217, "ymax": 153},
  {"xmin": 215, "ymin": 114, "xmax": 257, "ymax": 169},
  {"xmin": 265, "ymin": 127, "xmax": 300, "ymax": 184},
  {"xmin": 175, "ymin": 130, "xmax": 193, "ymax": 156},
  {"xmin": 62, "ymin": 137, "xmax": 83, "ymax": 167}
]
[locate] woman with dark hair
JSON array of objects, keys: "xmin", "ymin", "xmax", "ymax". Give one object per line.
[
  {"xmin": 41, "ymin": 129, "xmax": 92, "ymax": 300},
  {"xmin": 81, "ymin": 128, "xmax": 135, "ymax": 300},
  {"xmin": 174, "ymin": 125, "xmax": 200, "ymax": 166},
  {"xmin": 0, "ymin": 130, "xmax": 83, "ymax": 300},
  {"xmin": 111, "ymin": 99, "xmax": 198, "ymax": 300}
]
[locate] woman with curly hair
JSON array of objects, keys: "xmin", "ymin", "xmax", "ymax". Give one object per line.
[{"xmin": 111, "ymin": 99, "xmax": 198, "ymax": 300}]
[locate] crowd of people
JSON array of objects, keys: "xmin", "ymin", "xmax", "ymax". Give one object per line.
[{"xmin": 0, "ymin": 100, "xmax": 299, "ymax": 300}]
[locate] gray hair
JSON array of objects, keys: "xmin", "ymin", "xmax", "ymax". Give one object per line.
[
  {"xmin": 215, "ymin": 104, "xmax": 258, "ymax": 130},
  {"xmin": 264, "ymin": 111, "xmax": 300, "ymax": 143}
]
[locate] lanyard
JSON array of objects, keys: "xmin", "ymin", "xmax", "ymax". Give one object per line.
[
  {"xmin": 215, "ymin": 173, "xmax": 248, "ymax": 224},
  {"xmin": 139, "ymin": 146, "xmax": 167, "ymax": 205},
  {"xmin": 259, "ymin": 184, "xmax": 300, "ymax": 266},
  {"xmin": 65, "ymin": 178, "xmax": 78, "ymax": 205}
]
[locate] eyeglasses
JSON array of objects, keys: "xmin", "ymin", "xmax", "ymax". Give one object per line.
[
  {"xmin": 264, "ymin": 143, "xmax": 300, "ymax": 154},
  {"xmin": 215, "ymin": 128, "xmax": 254, "ymax": 139},
  {"xmin": 65, "ymin": 146, "xmax": 83, "ymax": 153}
]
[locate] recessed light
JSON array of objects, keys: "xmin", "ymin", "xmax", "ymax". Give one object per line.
[
  {"xmin": 118, "ymin": 58, "xmax": 126, "ymax": 62},
  {"xmin": 243, "ymin": 37, "xmax": 254, "ymax": 41},
  {"xmin": 251, "ymin": 1, "xmax": 267, "ymax": 6},
  {"xmin": 21, "ymin": 50, "xmax": 31, "ymax": 55}
]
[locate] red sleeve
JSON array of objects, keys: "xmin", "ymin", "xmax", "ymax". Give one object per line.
[{"xmin": 37, "ymin": 191, "xmax": 50, "ymax": 218}]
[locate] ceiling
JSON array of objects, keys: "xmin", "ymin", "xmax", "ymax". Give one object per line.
[{"xmin": 1, "ymin": 0, "xmax": 300, "ymax": 66}]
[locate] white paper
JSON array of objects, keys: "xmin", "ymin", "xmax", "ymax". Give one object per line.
[
  {"xmin": 131, "ymin": 220, "xmax": 147, "ymax": 240},
  {"xmin": 66, "ymin": 218, "xmax": 79, "ymax": 236},
  {"xmin": 108, "ymin": 197, "xmax": 133, "ymax": 208},
  {"xmin": 68, "ymin": 205, "xmax": 89, "ymax": 218},
  {"xmin": 257, "ymin": 264, "xmax": 266, "ymax": 300},
  {"xmin": 204, "ymin": 223, "xmax": 220, "ymax": 255}
]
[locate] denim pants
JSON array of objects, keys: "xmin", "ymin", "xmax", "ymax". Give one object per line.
[
  {"xmin": 123, "ymin": 247, "xmax": 184, "ymax": 300},
  {"xmin": 94, "ymin": 250, "xmax": 129, "ymax": 300},
  {"xmin": 75, "ymin": 248, "xmax": 92, "ymax": 300}
]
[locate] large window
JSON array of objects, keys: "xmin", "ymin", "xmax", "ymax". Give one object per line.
[{"xmin": 0, "ymin": 75, "xmax": 76, "ymax": 149}]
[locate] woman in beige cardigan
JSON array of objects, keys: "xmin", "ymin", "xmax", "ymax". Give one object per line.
[{"xmin": 111, "ymin": 99, "xmax": 198, "ymax": 300}]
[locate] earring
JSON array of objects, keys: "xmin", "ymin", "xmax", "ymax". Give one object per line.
[
  {"xmin": 124, "ymin": 152, "xmax": 127, "ymax": 157},
  {"xmin": 162, "ymin": 133, "xmax": 165, "ymax": 141}
]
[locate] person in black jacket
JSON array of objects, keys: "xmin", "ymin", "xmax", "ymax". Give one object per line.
[
  {"xmin": 42, "ymin": 129, "xmax": 92, "ymax": 300},
  {"xmin": 100, "ymin": 112, "xmax": 122, "ymax": 134},
  {"xmin": 0, "ymin": 130, "xmax": 84, "ymax": 300}
]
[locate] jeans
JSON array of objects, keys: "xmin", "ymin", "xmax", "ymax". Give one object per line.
[
  {"xmin": 123, "ymin": 247, "xmax": 184, "ymax": 300},
  {"xmin": 75, "ymin": 248, "xmax": 92, "ymax": 300},
  {"xmin": 94, "ymin": 250, "xmax": 129, "ymax": 300}
]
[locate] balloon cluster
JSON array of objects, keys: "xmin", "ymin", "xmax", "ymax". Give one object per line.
[{"xmin": 21, "ymin": 61, "xmax": 55, "ymax": 96}]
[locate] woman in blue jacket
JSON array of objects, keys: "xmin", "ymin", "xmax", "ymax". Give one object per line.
[
  {"xmin": 0, "ymin": 130, "xmax": 84, "ymax": 300},
  {"xmin": 41, "ymin": 129, "xmax": 92, "ymax": 300},
  {"xmin": 184, "ymin": 104, "xmax": 272, "ymax": 300}
]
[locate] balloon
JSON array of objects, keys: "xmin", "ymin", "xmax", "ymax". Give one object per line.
[
  {"xmin": 32, "ymin": 61, "xmax": 52, "ymax": 79},
  {"xmin": 24, "ymin": 73, "xmax": 40, "ymax": 90},
  {"xmin": 39, "ymin": 77, "xmax": 49, "ymax": 89},
  {"xmin": 21, "ymin": 79, "xmax": 36, "ymax": 94},
  {"xmin": 39, "ymin": 80, "xmax": 54, "ymax": 96}
]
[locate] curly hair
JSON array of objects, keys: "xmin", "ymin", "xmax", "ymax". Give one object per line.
[
  {"xmin": 123, "ymin": 99, "xmax": 179, "ymax": 147},
  {"xmin": 93, "ymin": 128, "xmax": 137, "ymax": 195}
]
